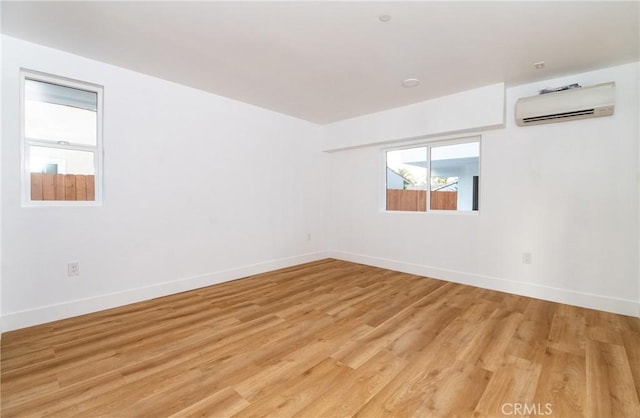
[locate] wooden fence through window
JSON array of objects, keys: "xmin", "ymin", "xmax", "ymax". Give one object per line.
[
  {"xmin": 386, "ymin": 189, "xmax": 457, "ymax": 211},
  {"xmin": 31, "ymin": 173, "xmax": 95, "ymax": 201}
]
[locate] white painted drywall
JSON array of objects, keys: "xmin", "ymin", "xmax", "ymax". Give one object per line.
[
  {"xmin": 322, "ymin": 83, "xmax": 505, "ymax": 151},
  {"xmin": 1, "ymin": 36, "xmax": 328, "ymax": 331},
  {"xmin": 0, "ymin": 12, "xmax": 4, "ymax": 334},
  {"xmin": 1, "ymin": 35, "xmax": 638, "ymax": 332},
  {"xmin": 326, "ymin": 62, "xmax": 640, "ymax": 316}
]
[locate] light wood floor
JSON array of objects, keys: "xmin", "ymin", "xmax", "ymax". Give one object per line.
[{"xmin": 1, "ymin": 259, "xmax": 639, "ymax": 417}]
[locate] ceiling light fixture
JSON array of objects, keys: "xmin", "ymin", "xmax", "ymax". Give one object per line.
[
  {"xmin": 379, "ymin": 14, "xmax": 391, "ymax": 22},
  {"xmin": 401, "ymin": 78, "xmax": 420, "ymax": 88},
  {"xmin": 533, "ymin": 61, "xmax": 545, "ymax": 70}
]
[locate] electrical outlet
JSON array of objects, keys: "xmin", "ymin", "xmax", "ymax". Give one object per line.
[
  {"xmin": 306, "ymin": 233, "xmax": 311, "ymax": 241},
  {"xmin": 68, "ymin": 262, "xmax": 80, "ymax": 276},
  {"xmin": 522, "ymin": 253, "xmax": 532, "ymax": 265}
]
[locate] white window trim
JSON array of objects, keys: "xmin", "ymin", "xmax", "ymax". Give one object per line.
[
  {"xmin": 20, "ymin": 69, "xmax": 104, "ymax": 207},
  {"xmin": 382, "ymin": 135, "xmax": 482, "ymax": 214}
]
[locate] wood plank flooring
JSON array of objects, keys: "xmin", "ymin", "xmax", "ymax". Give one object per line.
[{"xmin": 1, "ymin": 259, "xmax": 639, "ymax": 417}]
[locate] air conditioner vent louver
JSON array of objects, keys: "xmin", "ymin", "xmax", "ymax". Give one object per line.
[
  {"xmin": 516, "ymin": 82, "xmax": 614, "ymax": 126},
  {"xmin": 523, "ymin": 109, "xmax": 595, "ymax": 124}
]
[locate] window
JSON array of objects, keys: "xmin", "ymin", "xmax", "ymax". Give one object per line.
[
  {"xmin": 21, "ymin": 70, "xmax": 103, "ymax": 205},
  {"xmin": 385, "ymin": 138, "xmax": 480, "ymax": 212}
]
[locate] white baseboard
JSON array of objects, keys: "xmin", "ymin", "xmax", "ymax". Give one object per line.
[
  {"xmin": 3, "ymin": 249, "xmax": 637, "ymax": 332},
  {"xmin": 329, "ymin": 250, "xmax": 640, "ymax": 318},
  {"xmin": 1, "ymin": 251, "xmax": 330, "ymax": 332}
]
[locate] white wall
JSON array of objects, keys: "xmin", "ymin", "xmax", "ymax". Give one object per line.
[
  {"xmin": 0, "ymin": 9, "xmax": 4, "ymax": 335},
  {"xmin": 1, "ymin": 35, "xmax": 637, "ymax": 332},
  {"xmin": 322, "ymin": 83, "xmax": 505, "ymax": 151},
  {"xmin": 1, "ymin": 36, "xmax": 328, "ymax": 331},
  {"xmin": 327, "ymin": 62, "xmax": 639, "ymax": 317}
]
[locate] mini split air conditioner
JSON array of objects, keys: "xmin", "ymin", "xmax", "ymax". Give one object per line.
[{"xmin": 515, "ymin": 82, "xmax": 615, "ymax": 126}]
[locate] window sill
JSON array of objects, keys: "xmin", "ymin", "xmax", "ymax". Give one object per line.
[{"xmin": 381, "ymin": 209, "xmax": 480, "ymax": 216}]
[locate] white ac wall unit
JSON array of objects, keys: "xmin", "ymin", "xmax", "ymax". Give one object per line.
[{"xmin": 515, "ymin": 82, "xmax": 615, "ymax": 126}]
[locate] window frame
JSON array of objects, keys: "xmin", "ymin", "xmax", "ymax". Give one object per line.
[
  {"xmin": 20, "ymin": 69, "xmax": 104, "ymax": 207},
  {"xmin": 382, "ymin": 135, "xmax": 481, "ymax": 214}
]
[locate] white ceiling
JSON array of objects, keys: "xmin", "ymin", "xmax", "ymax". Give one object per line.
[{"xmin": 2, "ymin": 1, "xmax": 639, "ymax": 124}]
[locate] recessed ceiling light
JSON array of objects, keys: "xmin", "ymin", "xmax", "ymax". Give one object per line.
[
  {"xmin": 402, "ymin": 78, "xmax": 420, "ymax": 88},
  {"xmin": 379, "ymin": 14, "xmax": 391, "ymax": 22},
  {"xmin": 533, "ymin": 61, "xmax": 545, "ymax": 70}
]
